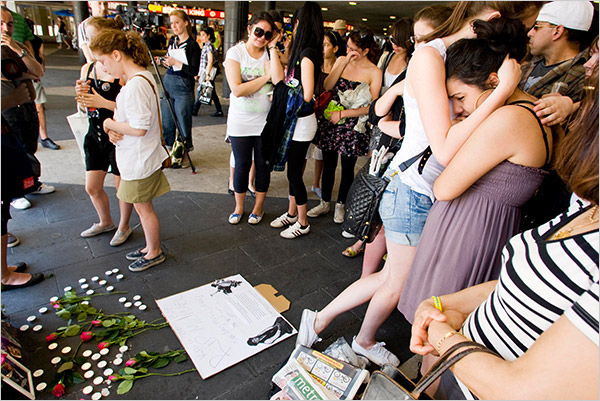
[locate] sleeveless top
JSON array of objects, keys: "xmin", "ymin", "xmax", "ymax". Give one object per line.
[
  {"xmin": 86, "ymin": 62, "xmax": 121, "ymax": 140},
  {"xmin": 388, "ymin": 38, "xmax": 447, "ymax": 201}
]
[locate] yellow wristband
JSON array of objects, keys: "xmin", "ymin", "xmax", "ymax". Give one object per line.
[
  {"xmin": 436, "ymin": 330, "xmax": 460, "ymax": 354},
  {"xmin": 431, "ymin": 296, "xmax": 443, "ymax": 312}
]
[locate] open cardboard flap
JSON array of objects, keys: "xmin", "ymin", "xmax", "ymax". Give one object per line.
[{"xmin": 254, "ymin": 284, "xmax": 290, "ymax": 313}]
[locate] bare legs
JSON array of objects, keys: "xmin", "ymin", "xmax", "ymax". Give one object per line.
[
  {"xmin": 86, "ymin": 171, "xmax": 114, "ymax": 228},
  {"xmin": 112, "ymin": 175, "xmax": 133, "ymax": 232},
  {"xmin": 36, "ymin": 103, "xmax": 48, "ymax": 140},
  {"xmin": 1, "ymin": 234, "xmax": 32, "ymax": 285},
  {"xmin": 86, "ymin": 170, "xmax": 132, "ymax": 231},
  {"xmin": 354, "ymin": 241, "xmax": 416, "ymax": 349},
  {"xmin": 134, "ymin": 201, "xmax": 161, "ymax": 260},
  {"xmin": 314, "ymin": 239, "xmax": 417, "ymax": 352},
  {"xmin": 361, "ymin": 229, "xmax": 388, "ymax": 277}
]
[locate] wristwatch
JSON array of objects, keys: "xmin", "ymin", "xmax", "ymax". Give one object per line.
[{"xmin": 18, "ymin": 48, "xmax": 27, "ymax": 58}]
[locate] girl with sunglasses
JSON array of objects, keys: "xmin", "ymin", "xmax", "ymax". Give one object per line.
[
  {"xmin": 224, "ymin": 11, "xmax": 278, "ymax": 225},
  {"xmin": 268, "ymin": 1, "xmax": 324, "ymax": 239}
]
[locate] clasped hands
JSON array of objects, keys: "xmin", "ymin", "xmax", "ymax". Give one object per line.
[
  {"xmin": 410, "ymin": 298, "xmax": 465, "ymax": 357},
  {"xmin": 102, "ymin": 118, "xmax": 123, "ymax": 144}
]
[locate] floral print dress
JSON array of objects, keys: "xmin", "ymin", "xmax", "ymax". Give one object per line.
[{"xmin": 314, "ymin": 78, "xmax": 370, "ymax": 157}]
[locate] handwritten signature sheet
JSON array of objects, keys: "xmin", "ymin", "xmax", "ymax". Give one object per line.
[{"xmin": 156, "ymin": 274, "xmax": 297, "ymax": 378}]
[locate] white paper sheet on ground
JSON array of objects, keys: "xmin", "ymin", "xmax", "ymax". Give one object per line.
[
  {"xmin": 168, "ymin": 48, "xmax": 187, "ymax": 71},
  {"xmin": 156, "ymin": 274, "xmax": 297, "ymax": 379}
]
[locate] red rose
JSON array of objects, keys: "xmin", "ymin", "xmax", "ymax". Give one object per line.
[
  {"xmin": 108, "ymin": 375, "xmax": 118, "ymax": 382},
  {"xmin": 125, "ymin": 358, "xmax": 136, "ymax": 367},
  {"xmin": 98, "ymin": 342, "xmax": 109, "ymax": 350},
  {"xmin": 52, "ymin": 382, "xmax": 65, "ymax": 398},
  {"xmin": 80, "ymin": 331, "xmax": 93, "ymax": 342},
  {"xmin": 46, "ymin": 333, "xmax": 58, "ymax": 342},
  {"xmin": 91, "ymin": 320, "xmax": 101, "ymax": 327}
]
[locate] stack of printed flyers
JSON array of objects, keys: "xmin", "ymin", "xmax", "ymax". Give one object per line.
[{"xmin": 271, "ymin": 345, "xmax": 370, "ymax": 400}]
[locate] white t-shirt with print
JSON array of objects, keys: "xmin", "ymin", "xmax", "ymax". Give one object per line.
[
  {"xmin": 225, "ymin": 42, "xmax": 273, "ymax": 137},
  {"xmin": 113, "ymin": 71, "xmax": 167, "ymax": 181}
]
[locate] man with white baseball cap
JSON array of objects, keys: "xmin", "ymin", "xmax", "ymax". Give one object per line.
[
  {"xmin": 520, "ymin": 1, "xmax": 594, "ymax": 106},
  {"xmin": 518, "ymin": 1, "xmax": 595, "ymax": 235}
]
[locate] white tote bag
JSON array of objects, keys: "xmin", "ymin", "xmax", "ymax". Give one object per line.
[{"xmin": 66, "ymin": 108, "xmax": 89, "ymax": 164}]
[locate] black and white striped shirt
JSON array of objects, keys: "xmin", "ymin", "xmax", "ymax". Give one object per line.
[{"xmin": 462, "ymin": 201, "xmax": 598, "ymax": 359}]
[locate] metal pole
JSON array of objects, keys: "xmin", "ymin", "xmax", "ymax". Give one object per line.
[
  {"xmin": 222, "ymin": 1, "xmax": 249, "ymax": 98},
  {"xmin": 73, "ymin": 1, "xmax": 89, "ymax": 64}
]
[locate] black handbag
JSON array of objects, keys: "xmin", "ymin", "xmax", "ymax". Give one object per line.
[
  {"xmin": 342, "ymin": 147, "xmax": 432, "ymax": 242},
  {"xmin": 361, "ymin": 341, "xmax": 499, "ymax": 400}
]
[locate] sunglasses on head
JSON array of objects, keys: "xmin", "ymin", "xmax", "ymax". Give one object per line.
[{"xmin": 253, "ymin": 26, "xmax": 273, "ymax": 41}]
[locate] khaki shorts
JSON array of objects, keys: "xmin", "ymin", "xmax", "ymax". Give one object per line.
[
  {"xmin": 33, "ymin": 81, "xmax": 47, "ymax": 104},
  {"xmin": 117, "ymin": 169, "xmax": 170, "ymax": 204}
]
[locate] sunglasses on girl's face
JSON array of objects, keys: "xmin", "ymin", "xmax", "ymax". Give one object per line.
[{"xmin": 253, "ymin": 26, "xmax": 273, "ymax": 40}]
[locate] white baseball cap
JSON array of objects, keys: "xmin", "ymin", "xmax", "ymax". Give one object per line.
[{"xmin": 536, "ymin": 1, "xmax": 594, "ymax": 31}]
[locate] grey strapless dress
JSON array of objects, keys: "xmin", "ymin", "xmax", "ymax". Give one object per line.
[{"xmin": 397, "ymin": 160, "xmax": 547, "ymax": 323}]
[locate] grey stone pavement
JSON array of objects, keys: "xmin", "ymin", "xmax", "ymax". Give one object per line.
[{"xmin": 3, "ymin": 45, "xmax": 416, "ymax": 400}]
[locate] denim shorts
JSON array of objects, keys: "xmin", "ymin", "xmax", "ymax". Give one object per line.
[{"xmin": 379, "ymin": 172, "xmax": 433, "ymax": 246}]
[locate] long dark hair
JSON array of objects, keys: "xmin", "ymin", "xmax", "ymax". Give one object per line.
[
  {"xmin": 390, "ymin": 17, "xmax": 414, "ymax": 64},
  {"xmin": 445, "ymin": 17, "xmax": 527, "ymax": 89},
  {"xmin": 325, "ymin": 30, "xmax": 345, "ymax": 58},
  {"xmin": 554, "ymin": 74, "xmax": 599, "ymax": 204},
  {"xmin": 347, "ymin": 25, "xmax": 380, "ymax": 64},
  {"xmin": 287, "ymin": 1, "xmax": 324, "ymax": 83}
]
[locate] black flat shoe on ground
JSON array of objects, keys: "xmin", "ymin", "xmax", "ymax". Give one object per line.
[
  {"xmin": 11, "ymin": 262, "xmax": 27, "ymax": 273},
  {"xmin": 2, "ymin": 273, "xmax": 44, "ymax": 291},
  {"xmin": 41, "ymin": 138, "xmax": 60, "ymax": 150}
]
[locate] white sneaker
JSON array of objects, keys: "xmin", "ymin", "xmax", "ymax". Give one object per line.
[
  {"xmin": 334, "ymin": 202, "xmax": 345, "ymax": 224},
  {"xmin": 32, "ymin": 183, "xmax": 55, "ymax": 194},
  {"xmin": 109, "ymin": 228, "xmax": 133, "ymax": 246},
  {"xmin": 351, "ymin": 336, "xmax": 400, "ymax": 367},
  {"xmin": 270, "ymin": 212, "xmax": 298, "ymax": 228},
  {"xmin": 296, "ymin": 309, "xmax": 322, "ymax": 348},
  {"xmin": 280, "ymin": 222, "xmax": 310, "ymax": 239},
  {"xmin": 11, "ymin": 197, "xmax": 31, "ymax": 210},
  {"xmin": 80, "ymin": 223, "xmax": 116, "ymax": 238},
  {"xmin": 307, "ymin": 200, "xmax": 330, "ymax": 218}
]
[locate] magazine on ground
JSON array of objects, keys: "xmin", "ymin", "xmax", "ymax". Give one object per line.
[
  {"xmin": 271, "ymin": 358, "xmax": 336, "ymax": 400},
  {"xmin": 272, "ymin": 344, "xmax": 370, "ymax": 400}
]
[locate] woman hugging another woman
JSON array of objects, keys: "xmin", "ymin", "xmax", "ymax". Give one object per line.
[{"xmin": 90, "ymin": 30, "xmax": 170, "ymax": 272}]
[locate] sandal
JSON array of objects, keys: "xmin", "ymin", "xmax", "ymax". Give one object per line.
[{"xmin": 342, "ymin": 246, "xmax": 364, "ymax": 258}]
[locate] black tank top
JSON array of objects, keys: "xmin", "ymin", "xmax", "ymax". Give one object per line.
[{"xmin": 86, "ymin": 62, "xmax": 121, "ymax": 124}]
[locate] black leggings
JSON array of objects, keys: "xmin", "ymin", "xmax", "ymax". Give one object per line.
[
  {"xmin": 287, "ymin": 141, "xmax": 311, "ymax": 206},
  {"xmin": 230, "ymin": 136, "xmax": 270, "ymax": 193},
  {"xmin": 321, "ymin": 150, "xmax": 358, "ymax": 203}
]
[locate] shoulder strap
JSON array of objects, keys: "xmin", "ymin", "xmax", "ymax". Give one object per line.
[
  {"xmin": 132, "ymin": 74, "xmax": 165, "ymax": 147},
  {"xmin": 382, "ymin": 52, "xmax": 394, "ymax": 73},
  {"xmin": 398, "ymin": 146, "xmax": 432, "ymax": 174},
  {"xmin": 85, "ymin": 62, "xmax": 95, "ymax": 81},
  {"xmin": 508, "ymin": 100, "xmax": 550, "ymax": 165},
  {"xmin": 411, "ymin": 340, "xmax": 500, "ymax": 399}
]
